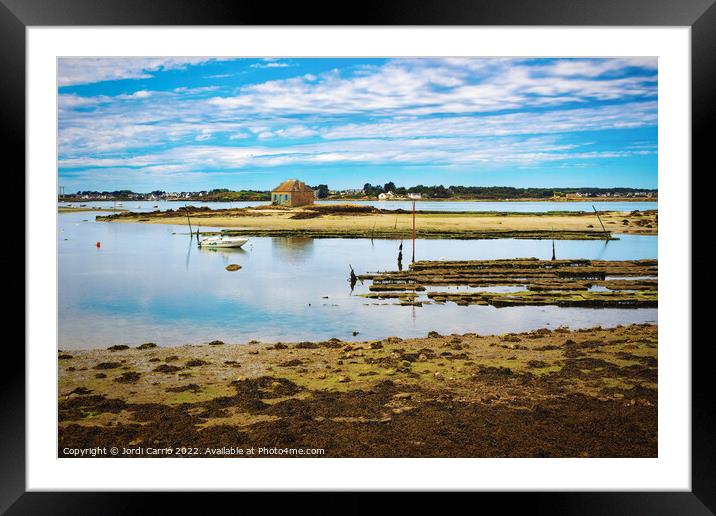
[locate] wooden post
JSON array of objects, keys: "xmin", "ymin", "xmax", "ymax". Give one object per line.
[
  {"xmin": 411, "ymin": 200, "xmax": 416, "ymax": 263},
  {"xmin": 592, "ymin": 205, "xmax": 608, "ymax": 239}
]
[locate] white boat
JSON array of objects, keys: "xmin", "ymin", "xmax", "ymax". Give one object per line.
[{"xmin": 198, "ymin": 235, "xmax": 249, "ymax": 248}]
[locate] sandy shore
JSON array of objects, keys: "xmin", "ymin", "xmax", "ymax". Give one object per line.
[
  {"xmin": 59, "ymin": 324, "xmax": 657, "ymax": 458},
  {"xmin": 96, "ymin": 205, "xmax": 657, "ymax": 240}
]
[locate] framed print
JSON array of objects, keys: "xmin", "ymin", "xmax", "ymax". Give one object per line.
[{"xmin": 5, "ymin": 0, "xmax": 711, "ymax": 512}]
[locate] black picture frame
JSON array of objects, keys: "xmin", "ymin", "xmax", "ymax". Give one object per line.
[{"xmin": 4, "ymin": 0, "xmax": 709, "ymax": 512}]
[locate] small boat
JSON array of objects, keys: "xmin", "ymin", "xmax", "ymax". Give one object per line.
[{"xmin": 198, "ymin": 235, "xmax": 249, "ymax": 248}]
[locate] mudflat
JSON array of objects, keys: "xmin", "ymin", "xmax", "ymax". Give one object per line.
[
  {"xmin": 59, "ymin": 324, "xmax": 657, "ymax": 458},
  {"xmin": 96, "ymin": 204, "xmax": 658, "ymax": 240}
]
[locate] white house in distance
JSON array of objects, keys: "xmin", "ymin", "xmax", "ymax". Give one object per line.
[
  {"xmin": 408, "ymin": 193, "xmax": 422, "ymax": 200},
  {"xmin": 378, "ymin": 191, "xmax": 395, "ymax": 200}
]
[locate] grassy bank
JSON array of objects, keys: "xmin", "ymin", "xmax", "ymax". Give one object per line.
[
  {"xmin": 59, "ymin": 324, "xmax": 657, "ymax": 458},
  {"xmin": 95, "ymin": 205, "xmax": 657, "ymax": 240}
]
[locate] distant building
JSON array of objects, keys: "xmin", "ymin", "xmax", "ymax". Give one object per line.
[
  {"xmin": 407, "ymin": 193, "xmax": 422, "ymax": 200},
  {"xmin": 271, "ymin": 179, "xmax": 315, "ymax": 207},
  {"xmin": 378, "ymin": 191, "xmax": 395, "ymax": 200}
]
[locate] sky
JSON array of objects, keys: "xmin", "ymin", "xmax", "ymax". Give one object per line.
[{"xmin": 57, "ymin": 57, "xmax": 658, "ymax": 193}]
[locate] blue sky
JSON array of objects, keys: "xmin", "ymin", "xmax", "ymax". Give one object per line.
[{"xmin": 58, "ymin": 57, "xmax": 657, "ymax": 192}]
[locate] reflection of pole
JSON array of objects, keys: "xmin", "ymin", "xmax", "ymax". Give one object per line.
[
  {"xmin": 185, "ymin": 209, "xmax": 193, "ymax": 237},
  {"xmin": 412, "ymin": 200, "xmax": 416, "ymax": 263},
  {"xmin": 349, "ymin": 264, "xmax": 357, "ymax": 292}
]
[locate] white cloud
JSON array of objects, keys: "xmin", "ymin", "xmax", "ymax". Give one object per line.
[
  {"xmin": 539, "ymin": 58, "xmax": 657, "ymax": 78},
  {"xmin": 59, "ymin": 134, "xmax": 653, "ymax": 173},
  {"xmin": 208, "ymin": 58, "xmax": 656, "ymax": 116},
  {"xmin": 195, "ymin": 129, "xmax": 213, "ymax": 141},
  {"xmin": 58, "ymin": 57, "xmax": 224, "ymax": 86},
  {"xmin": 320, "ymin": 102, "xmax": 657, "ymax": 140},
  {"xmin": 250, "ymin": 62, "xmax": 291, "ymax": 69},
  {"xmin": 257, "ymin": 125, "xmax": 319, "ymax": 140}
]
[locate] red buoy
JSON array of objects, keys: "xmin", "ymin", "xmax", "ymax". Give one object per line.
[{"xmin": 96, "ymin": 241, "xmax": 101, "ymax": 248}]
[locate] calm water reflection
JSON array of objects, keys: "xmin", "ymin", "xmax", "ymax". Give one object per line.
[{"xmin": 59, "ymin": 211, "xmax": 657, "ymax": 348}]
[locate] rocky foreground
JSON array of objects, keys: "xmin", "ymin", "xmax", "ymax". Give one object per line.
[{"xmin": 59, "ymin": 324, "xmax": 657, "ymax": 458}]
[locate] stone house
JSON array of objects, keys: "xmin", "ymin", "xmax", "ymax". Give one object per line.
[{"xmin": 271, "ymin": 179, "xmax": 315, "ymax": 207}]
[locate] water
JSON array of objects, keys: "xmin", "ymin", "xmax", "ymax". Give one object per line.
[
  {"xmin": 62, "ymin": 200, "xmax": 269, "ymax": 213},
  {"xmin": 317, "ymin": 200, "xmax": 657, "ymax": 213},
  {"xmin": 62, "ymin": 199, "xmax": 657, "ymax": 214},
  {"xmin": 58, "ymin": 211, "xmax": 657, "ymax": 349}
]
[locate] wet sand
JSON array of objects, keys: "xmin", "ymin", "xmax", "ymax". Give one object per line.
[{"xmin": 59, "ymin": 324, "xmax": 657, "ymax": 458}]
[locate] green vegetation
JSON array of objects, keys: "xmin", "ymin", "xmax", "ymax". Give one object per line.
[
  {"xmin": 196, "ymin": 189, "xmax": 270, "ymax": 201},
  {"xmin": 360, "ymin": 183, "xmax": 656, "ymax": 200},
  {"xmin": 311, "ymin": 184, "xmax": 330, "ymax": 199}
]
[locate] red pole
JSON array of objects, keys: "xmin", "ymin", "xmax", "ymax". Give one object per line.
[{"xmin": 411, "ymin": 200, "xmax": 416, "ymax": 263}]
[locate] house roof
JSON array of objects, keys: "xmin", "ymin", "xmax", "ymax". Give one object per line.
[{"xmin": 272, "ymin": 179, "xmax": 314, "ymax": 193}]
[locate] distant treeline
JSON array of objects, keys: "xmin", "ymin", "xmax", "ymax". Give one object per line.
[
  {"xmin": 68, "ymin": 189, "xmax": 270, "ymax": 201},
  {"xmin": 73, "ymin": 189, "xmax": 144, "ymax": 197},
  {"xmin": 360, "ymin": 183, "xmax": 656, "ymax": 199},
  {"xmin": 199, "ymin": 189, "xmax": 270, "ymax": 201}
]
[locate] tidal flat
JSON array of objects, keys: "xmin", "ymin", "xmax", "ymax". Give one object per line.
[
  {"xmin": 96, "ymin": 204, "xmax": 658, "ymax": 240},
  {"xmin": 59, "ymin": 324, "xmax": 657, "ymax": 458}
]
